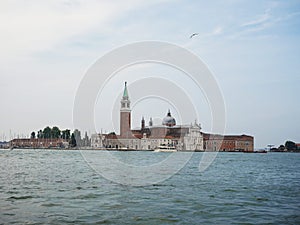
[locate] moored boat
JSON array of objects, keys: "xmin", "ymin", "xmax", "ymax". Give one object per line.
[
  {"xmin": 154, "ymin": 144, "xmax": 177, "ymax": 152},
  {"xmin": 244, "ymin": 150, "xmax": 267, "ymax": 153}
]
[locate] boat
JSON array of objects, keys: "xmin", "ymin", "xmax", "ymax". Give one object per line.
[
  {"xmin": 154, "ymin": 144, "xmax": 177, "ymax": 152},
  {"xmin": 244, "ymin": 150, "xmax": 268, "ymax": 153},
  {"xmin": 254, "ymin": 150, "xmax": 268, "ymax": 153}
]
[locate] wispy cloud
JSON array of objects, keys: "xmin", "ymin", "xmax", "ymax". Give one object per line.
[
  {"xmin": 229, "ymin": 7, "xmax": 300, "ymax": 40},
  {"xmin": 241, "ymin": 8, "xmax": 271, "ymax": 27},
  {"xmin": 273, "ymin": 10, "xmax": 300, "ymax": 24},
  {"xmin": 236, "ymin": 8, "xmax": 274, "ymax": 37},
  {"xmin": 226, "ymin": 8, "xmax": 275, "ymax": 39}
]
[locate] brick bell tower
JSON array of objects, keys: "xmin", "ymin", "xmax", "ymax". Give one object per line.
[{"xmin": 120, "ymin": 81, "xmax": 131, "ymax": 138}]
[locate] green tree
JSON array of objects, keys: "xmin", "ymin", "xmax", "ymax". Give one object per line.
[
  {"xmin": 37, "ymin": 130, "xmax": 43, "ymax": 138},
  {"xmin": 43, "ymin": 126, "xmax": 51, "ymax": 139},
  {"xmin": 278, "ymin": 145, "xmax": 285, "ymax": 151},
  {"xmin": 285, "ymin": 141, "xmax": 297, "ymax": 151},
  {"xmin": 30, "ymin": 131, "xmax": 35, "ymax": 139},
  {"xmin": 61, "ymin": 129, "xmax": 71, "ymax": 140},
  {"xmin": 51, "ymin": 126, "xmax": 61, "ymax": 139}
]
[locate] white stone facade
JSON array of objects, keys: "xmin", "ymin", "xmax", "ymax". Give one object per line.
[
  {"xmin": 183, "ymin": 124, "xmax": 203, "ymax": 151},
  {"xmin": 91, "ymin": 134, "xmax": 105, "ymax": 148},
  {"xmin": 91, "ymin": 124, "xmax": 204, "ymax": 151}
]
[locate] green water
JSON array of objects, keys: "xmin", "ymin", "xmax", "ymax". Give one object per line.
[{"xmin": 0, "ymin": 150, "xmax": 299, "ymax": 224}]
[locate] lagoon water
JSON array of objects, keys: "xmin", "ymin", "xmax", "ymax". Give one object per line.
[{"xmin": 0, "ymin": 149, "xmax": 299, "ymax": 224}]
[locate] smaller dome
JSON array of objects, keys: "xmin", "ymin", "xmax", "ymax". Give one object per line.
[{"xmin": 162, "ymin": 110, "xmax": 176, "ymax": 127}]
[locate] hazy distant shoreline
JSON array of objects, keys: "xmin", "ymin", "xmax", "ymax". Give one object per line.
[{"xmin": 2, "ymin": 148, "xmax": 299, "ymax": 153}]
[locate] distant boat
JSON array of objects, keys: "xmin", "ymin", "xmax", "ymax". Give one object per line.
[
  {"xmin": 244, "ymin": 150, "xmax": 267, "ymax": 153},
  {"xmin": 154, "ymin": 144, "xmax": 176, "ymax": 152},
  {"xmin": 255, "ymin": 150, "xmax": 268, "ymax": 153}
]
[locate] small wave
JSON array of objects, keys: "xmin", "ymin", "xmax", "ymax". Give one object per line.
[
  {"xmin": 4, "ymin": 213, "xmax": 16, "ymax": 217},
  {"xmin": 159, "ymin": 216, "xmax": 180, "ymax": 223},
  {"xmin": 7, "ymin": 195, "xmax": 33, "ymax": 200},
  {"xmin": 151, "ymin": 183, "xmax": 176, "ymax": 187},
  {"xmin": 256, "ymin": 197, "xmax": 269, "ymax": 201},
  {"xmin": 76, "ymin": 193, "xmax": 99, "ymax": 199},
  {"xmin": 224, "ymin": 189, "xmax": 238, "ymax": 192},
  {"xmin": 6, "ymin": 190, "xmax": 19, "ymax": 194},
  {"xmin": 41, "ymin": 202, "xmax": 62, "ymax": 207}
]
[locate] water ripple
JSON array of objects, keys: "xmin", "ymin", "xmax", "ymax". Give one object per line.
[{"xmin": 0, "ymin": 150, "xmax": 299, "ymax": 224}]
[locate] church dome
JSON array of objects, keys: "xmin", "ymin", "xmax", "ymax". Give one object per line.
[{"xmin": 162, "ymin": 110, "xmax": 176, "ymax": 127}]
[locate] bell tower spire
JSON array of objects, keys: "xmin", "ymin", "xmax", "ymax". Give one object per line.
[
  {"xmin": 121, "ymin": 81, "xmax": 130, "ymax": 110},
  {"xmin": 120, "ymin": 81, "xmax": 131, "ymax": 138},
  {"xmin": 141, "ymin": 116, "xmax": 145, "ymax": 129}
]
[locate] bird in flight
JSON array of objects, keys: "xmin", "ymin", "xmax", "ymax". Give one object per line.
[{"xmin": 190, "ymin": 33, "xmax": 198, "ymax": 38}]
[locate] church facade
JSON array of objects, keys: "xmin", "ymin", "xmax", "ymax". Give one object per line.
[{"xmin": 91, "ymin": 82, "xmax": 204, "ymax": 151}]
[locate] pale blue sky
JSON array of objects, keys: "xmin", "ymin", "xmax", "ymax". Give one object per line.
[{"xmin": 0, "ymin": 0, "xmax": 299, "ymax": 148}]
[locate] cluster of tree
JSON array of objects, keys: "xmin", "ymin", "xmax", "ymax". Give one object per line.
[
  {"xmin": 30, "ymin": 127, "xmax": 91, "ymax": 148},
  {"xmin": 31, "ymin": 126, "xmax": 71, "ymax": 140},
  {"xmin": 270, "ymin": 140, "xmax": 299, "ymax": 152},
  {"xmin": 30, "ymin": 127, "xmax": 80, "ymax": 147}
]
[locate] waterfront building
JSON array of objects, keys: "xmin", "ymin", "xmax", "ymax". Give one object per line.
[
  {"xmin": 0, "ymin": 141, "xmax": 9, "ymax": 149},
  {"xmin": 91, "ymin": 133, "xmax": 105, "ymax": 149},
  {"xmin": 91, "ymin": 82, "xmax": 204, "ymax": 151},
  {"xmin": 91, "ymin": 82, "xmax": 254, "ymax": 151},
  {"xmin": 10, "ymin": 138, "xmax": 69, "ymax": 149},
  {"xmin": 202, "ymin": 133, "xmax": 254, "ymax": 152}
]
